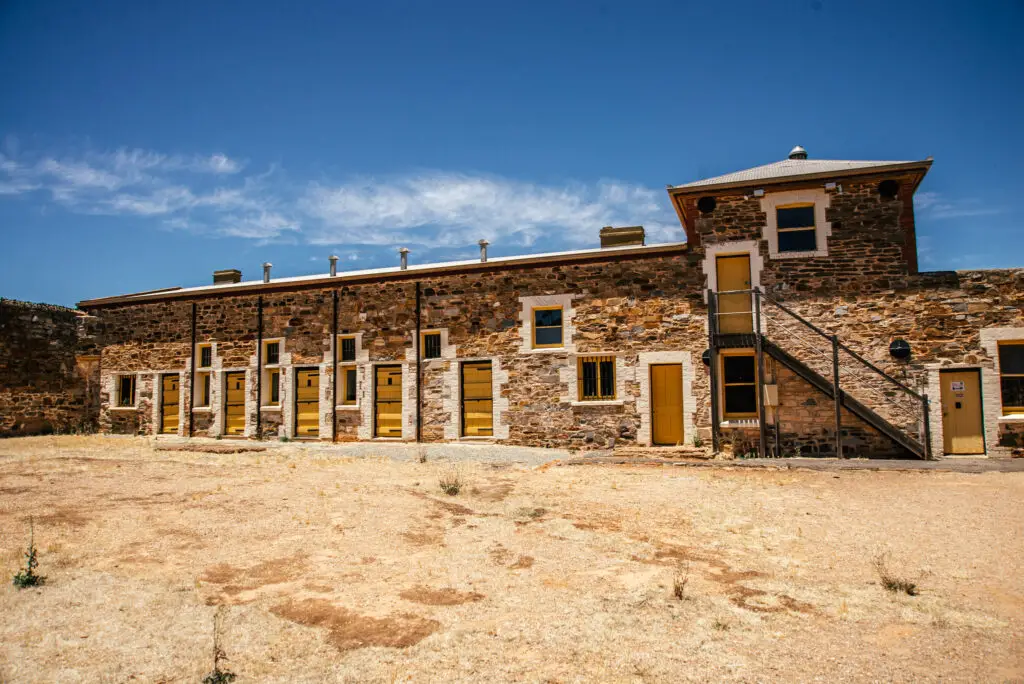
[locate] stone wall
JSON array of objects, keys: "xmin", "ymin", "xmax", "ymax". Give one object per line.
[
  {"xmin": 77, "ymin": 227, "xmax": 1024, "ymax": 457},
  {"xmin": 0, "ymin": 299, "xmax": 101, "ymax": 436},
  {"xmin": 84, "ymin": 252, "xmax": 710, "ymax": 449}
]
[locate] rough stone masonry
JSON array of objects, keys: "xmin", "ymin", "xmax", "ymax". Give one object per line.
[{"xmin": 4, "ymin": 149, "xmax": 1023, "ymax": 457}]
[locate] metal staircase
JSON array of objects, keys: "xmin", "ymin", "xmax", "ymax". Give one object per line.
[{"xmin": 707, "ymin": 288, "xmax": 931, "ymax": 459}]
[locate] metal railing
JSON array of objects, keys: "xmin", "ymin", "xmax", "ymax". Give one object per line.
[{"xmin": 708, "ymin": 288, "xmax": 930, "ymax": 459}]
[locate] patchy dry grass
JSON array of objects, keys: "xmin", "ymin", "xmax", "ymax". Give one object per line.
[{"xmin": 1, "ymin": 435, "xmax": 1023, "ymax": 682}]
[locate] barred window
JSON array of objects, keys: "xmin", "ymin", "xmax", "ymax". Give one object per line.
[
  {"xmin": 578, "ymin": 355, "xmax": 616, "ymax": 401},
  {"xmin": 339, "ymin": 336, "xmax": 356, "ymax": 363},
  {"xmin": 117, "ymin": 375, "xmax": 136, "ymax": 407},
  {"xmin": 198, "ymin": 344, "xmax": 212, "ymax": 369},
  {"xmin": 422, "ymin": 332, "xmax": 442, "ymax": 359},
  {"xmin": 265, "ymin": 341, "xmax": 280, "ymax": 365}
]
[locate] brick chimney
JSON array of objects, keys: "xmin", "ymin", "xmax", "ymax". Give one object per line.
[
  {"xmin": 599, "ymin": 226, "xmax": 645, "ymax": 248},
  {"xmin": 213, "ymin": 269, "xmax": 242, "ymax": 285}
]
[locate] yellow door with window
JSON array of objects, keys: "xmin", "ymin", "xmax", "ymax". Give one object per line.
[
  {"xmin": 462, "ymin": 361, "xmax": 493, "ymax": 436},
  {"xmin": 374, "ymin": 365, "xmax": 403, "ymax": 437},
  {"xmin": 716, "ymin": 254, "xmax": 752, "ymax": 334},
  {"xmin": 295, "ymin": 368, "xmax": 320, "ymax": 437},
  {"xmin": 651, "ymin": 364, "xmax": 683, "ymax": 445},
  {"xmin": 224, "ymin": 372, "xmax": 246, "ymax": 436},
  {"xmin": 160, "ymin": 374, "xmax": 179, "ymax": 434},
  {"xmin": 940, "ymin": 370, "xmax": 984, "ymax": 454}
]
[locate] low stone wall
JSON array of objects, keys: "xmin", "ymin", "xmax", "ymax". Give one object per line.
[{"xmin": 0, "ymin": 299, "xmax": 101, "ymax": 436}]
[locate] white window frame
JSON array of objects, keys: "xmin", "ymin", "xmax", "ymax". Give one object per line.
[{"xmin": 760, "ymin": 188, "xmax": 832, "ymax": 259}]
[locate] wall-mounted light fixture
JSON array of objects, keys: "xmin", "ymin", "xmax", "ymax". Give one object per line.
[
  {"xmin": 889, "ymin": 339, "xmax": 911, "ymax": 360},
  {"xmin": 753, "ymin": 189, "xmax": 765, "ymax": 198}
]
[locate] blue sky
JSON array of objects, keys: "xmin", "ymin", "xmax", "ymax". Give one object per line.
[{"xmin": 1, "ymin": 1, "xmax": 1021, "ymax": 306}]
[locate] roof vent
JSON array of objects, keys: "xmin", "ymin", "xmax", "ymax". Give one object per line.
[
  {"xmin": 599, "ymin": 225, "xmax": 646, "ymax": 248},
  {"xmin": 213, "ymin": 269, "xmax": 242, "ymax": 285},
  {"xmin": 262, "ymin": 262, "xmax": 272, "ymax": 283},
  {"xmin": 788, "ymin": 145, "xmax": 808, "ymax": 160}
]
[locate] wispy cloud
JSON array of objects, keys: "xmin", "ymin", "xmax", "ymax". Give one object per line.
[
  {"xmin": 916, "ymin": 191, "xmax": 1001, "ymax": 219},
  {"xmin": 0, "ymin": 142, "xmax": 680, "ymax": 252},
  {"xmin": 300, "ymin": 172, "xmax": 678, "ymax": 248}
]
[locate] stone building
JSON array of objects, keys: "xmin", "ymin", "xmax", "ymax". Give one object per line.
[{"xmin": 67, "ymin": 147, "xmax": 1024, "ymax": 457}]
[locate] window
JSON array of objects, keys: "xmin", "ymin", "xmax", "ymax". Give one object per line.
[
  {"xmin": 722, "ymin": 352, "xmax": 757, "ymax": 419},
  {"xmin": 196, "ymin": 372, "xmax": 211, "ymax": 407},
  {"xmin": 339, "ymin": 336, "xmax": 356, "ymax": 363},
  {"xmin": 533, "ymin": 307, "xmax": 563, "ymax": 348},
  {"xmin": 578, "ymin": 355, "xmax": 616, "ymax": 401},
  {"xmin": 999, "ymin": 343, "xmax": 1024, "ymax": 415},
  {"xmin": 776, "ymin": 204, "xmax": 817, "ymax": 253},
  {"xmin": 422, "ymin": 332, "xmax": 441, "ymax": 359},
  {"xmin": 264, "ymin": 341, "xmax": 280, "ymax": 365},
  {"xmin": 265, "ymin": 369, "xmax": 280, "ymax": 405},
  {"xmin": 117, "ymin": 375, "xmax": 136, "ymax": 407},
  {"xmin": 340, "ymin": 367, "xmax": 358, "ymax": 406},
  {"xmin": 198, "ymin": 344, "xmax": 212, "ymax": 369}
]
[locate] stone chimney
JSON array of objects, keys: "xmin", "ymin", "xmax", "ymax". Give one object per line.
[
  {"xmin": 599, "ymin": 226, "xmax": 645, "ymax": 249},
  {"xmin": 329, "ymin": 255, "xmax": 339, "ymax": 277},
  {"xmin": 262, "ymin": 262, "xmax": 272, "ymax": 283},
  {"xmin": 213, "ymin": 269, "xmax": 242, "ymax": 285},
  {"xmin": 478, "ymin": 239, "xmax": 490, "ymax": 263},
  {"xmin": 398, "ymin": 247, "xmax": 410, "ymax": 270}
]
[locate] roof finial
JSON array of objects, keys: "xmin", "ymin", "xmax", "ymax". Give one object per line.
[{"xmin": 788, "ymin": 145, "xmax": 808, "ymax": 160}]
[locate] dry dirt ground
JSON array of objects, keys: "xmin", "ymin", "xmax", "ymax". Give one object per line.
[{"xmin": 1, "ymin": 436, "xmax": 1022, "ymax": 683}]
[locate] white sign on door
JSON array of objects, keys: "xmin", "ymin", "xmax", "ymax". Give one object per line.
[{"xmin": 951, "ymin": 381, "xmax": 965, "ymax": 391}]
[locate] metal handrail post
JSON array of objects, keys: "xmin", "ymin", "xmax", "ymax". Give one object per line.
[
  {"xmin": 755, "ymin": 290, "xmax": 767, "ymax": 459},
  {"xmin": 832, "ymin": 334, "xmax": 842, "ymax": 459}
]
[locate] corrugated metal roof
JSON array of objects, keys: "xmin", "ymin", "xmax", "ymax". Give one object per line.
[
  {"xmin": 77, "ymin": 241, "xmax": 688, "ymax": 307},
  {"xmin": 673, "ymin": 158, "xmax": 925, "ymax": 190}
]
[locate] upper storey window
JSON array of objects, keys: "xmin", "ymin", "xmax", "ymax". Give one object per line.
[
  {"xmin": 760, "ymin": 189, "xmax": 832, "ymax": 259},
  {"xmin": 776, "ymin": 204, "xmax": 817, "ymax": 253}
]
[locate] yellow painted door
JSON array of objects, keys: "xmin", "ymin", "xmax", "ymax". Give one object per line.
[
  {"xmin": 462, "ymin": 361, "xmax": 493, "ymax": 436},
  {"xmin": 224, "ymin": 372, "xmax": 246, "ymax": 436},
  {"xmin": 940, "ymin": 370, "xmax": 984, "ymax": 454},
  {"xmin": 160, "ymin": 374, "xmax": 179, "ymax": 434},
  {"xmin": 295, "ymin": 368, "xmax": 320, "ymax": 437},
  {"xmin": 716, "ymin": 254, "xmax": 752, "ymax": 334},
  {"xmin": 651, "ymin": 364, "xmax": 683, "ymax": 445},
  {"xmin": 375, "ymin": 366, "xmax": 403, "ymax": 437}
]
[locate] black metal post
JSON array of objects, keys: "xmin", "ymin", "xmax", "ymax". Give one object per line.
[
  {"xmin": 415, "ymin": 282, "xmax": 422, "ymax": 443},
  {"xmin": 921, "ymin": 394, "xmax": 932, "ymax": 459},
  {"xmin": 189, "ymin": 302, "xmax": 196, "ymax": 437},
  {"xmin": 332, "ymin": 290, "xmax": 338, "ymax": 443},
  {"xmin": 707, "ymin": 289, "xmax": 721, "ymax": 454},
  {"xmin": 754, "ymin": 291, "xmax": 767, "ymax": 459},
  {"xmin": 832, "ymin": 334, "xmax": 842, "ymax": 458},
  {"xmin": 256, "ymin": 296, "xmax": 263, "ymax": 439}
]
